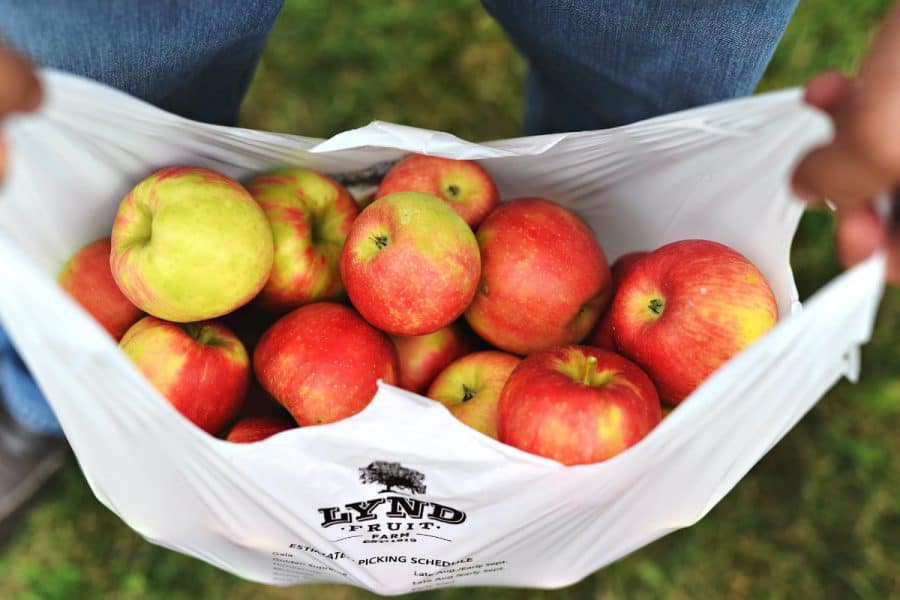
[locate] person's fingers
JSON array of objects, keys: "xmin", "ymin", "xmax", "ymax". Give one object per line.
[
  {"xmin": 803, "ymin": 70, "xmax": 852, "ymax": 113},
  {"xmin": 791, "ymin": 139, "xmax": 891, "ymax": 207},
  {"xmin": 834, "ymin": 205, "xmax": 885, "ymax": 267},
  {"xmin": 833, "ymin": 204, "xmax": 900, "ymax": 284},
  {"xmin": 0, "ymin": 49, "xmax": 41, "ymax": 116},
  {"xmin": 791, "ymin": 70, "xmax": 864, "ymax": 205},
  {"xmin": 0, "ymin": 137, "xmax": 6, "ymax": 182}
]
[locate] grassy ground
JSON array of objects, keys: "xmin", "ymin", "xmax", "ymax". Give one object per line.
[{"xmin": 2, "ymin": 1, "xmax": 899, "ymax": 598}]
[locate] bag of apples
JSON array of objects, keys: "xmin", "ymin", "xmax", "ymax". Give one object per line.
[{"xmin": 0, "ymin": 71, "xmax": 886, "ymax": 594}]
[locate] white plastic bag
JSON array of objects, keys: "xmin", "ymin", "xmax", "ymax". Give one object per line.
[{"xmin": 0, "ymin": 71, "xmax": 885, "ymax": 595}]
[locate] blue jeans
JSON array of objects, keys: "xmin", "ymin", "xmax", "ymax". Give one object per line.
[
  {"xmin": 483, "ymin": 0, "xmax": 799, "ymax": 133},
  {"xmin": 0, "ymin": 0, "xmax": 797, "ymax": 434}
]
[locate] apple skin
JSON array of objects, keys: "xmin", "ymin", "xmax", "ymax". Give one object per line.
[
  {"xmin": 248, "ymin": 169, "xmax": 359, "ymax": 312},
  {"xmin": 498, "ymin": 345, "xmax": 661, "ymax": 465},
  {"xmin": 340, "ymin": 191, "xmax": 481, "ymax": 336},
  {"xmin": 225, "ymin": 415, "xmax": 296, "ymax": 443},
  {"xmin": 464, "ymin": 198, "xmax": 611, "ymax": 355},
  {"xmin": 427, "ymin": 350, "xmax": 520, "ymax": 439},
  {"xmin": 110, "ymin": 166, "xmax": 274, "ymax": 322},
  {"xmin": 586, "ymin": 251, "xmax": 649, "ymax": 350},
  {"xmin": 610, "ymin": 239, "xmax": 778, "ymax": 405},
  {"xmin": 253, "ymin": 302, "xmax": 399, "ymax": 425},
  {"xmin": 120, "ymin": 317, "xmax": 249, "ymax": 435},
  {"xmin": 58, "ymin": 237, "xmax": 143, "ymax": 340},
  {"xmin": 391, "ymin": 322, "xmax": 473, "ymax": 395},
  {"xmin": 375, "ymin": 154, "xmax": 500, "ymax": 229}
]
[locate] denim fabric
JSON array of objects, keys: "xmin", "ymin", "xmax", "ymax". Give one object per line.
[
  {"xmin": 0, "ymin": 0, "xmax": 797, "ymax": 435},
  {"xmin": 482, "ymin": 0, "xmax": 799, "ymax": 133},
  {"xmin": 0, "ymin": 0, "xmax": 284, "ymax": 126},
  {"xmin": 0, "ymin": 326, "xmax": 63, "ymax": 435}
]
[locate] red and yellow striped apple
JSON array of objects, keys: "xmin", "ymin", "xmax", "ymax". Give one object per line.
[
  {"xmin": 586, "ymin": 250, "xmax": 648, "ymax": 350},
  {"xmin": 110, "ymin": 167, "xmax": 274, "ymax": 322},
  {"xmin": 498, "ymin": 346, "xmax": 661, "ymax": 465},
  {"xmin": 248, "ymin": 169, "xmax": 359, "ymax": 312},
  {"xmin": 610, "ymin": 239, "xmax": 778, "ymax": 404},
  {"xmin": 225, "ymin": 415, "xmax": 296, "ymax": 443},
  {"xmin": 427, "ymin": 350, "xmax": 520, "ymax": 439},
  {"xmin": 120, "ymin": 317, "xmax": 249, "ymax": 435},
  {"xmin": 391, "ymin": 321, "xmax": 473, "ymax": 394},
  {"xmin": 254, "ymin": 302, "xmax": 399, "ymax": 425},
  {"xmin": 340, "ymin": 191, "xmax": 480, "ymax": 335},
  {"xmin": 58, "ymin": 237, "xmax": 143, "ymax": 340},
  {"xmin": 375, "ymin": 154, "xmax": 500, "ymax": 228},
  {"xmin": 465, "ymin": 198, "xmax": 611, "ymax": 355}
]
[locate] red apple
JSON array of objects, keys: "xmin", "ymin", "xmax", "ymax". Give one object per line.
[
  {"xmin": 391, "ymin": 322, "xmax": 473, "ymax": 394},
  {"xmin": 248, "ymin": 169, "xmax": 359, "ymax": 312},
  {"xmin": 611, "ymin": 239, "xmax": 778, "ymax": 405},
  {"xmin": 465, "ymin": 198, "xmax": 611, "ymax": 355},
  {"xmin": 427, "ymin": 351, "xmax": 520, "ymax": 439},
  {"xmin": 225, "ymin": 416, "xmax": 296, "ymax": 443},
  {"xmin": 498, "ymin": 346, "xmax": 661, "ymax": 465},
  {"xmin": 340, "ymin": 191, "xmax": 481, "ymax": 335},
  {"xmin": 120, "ymin": 317, "xmax": 249, "ymax": 434},
  {"xmin": 586, "ymin": 251, "xmax": 648, "ymax": 349},
  {"xmin": 254, "ymin": 302, "xmax": 399, "ymax": 425},
  {"xmin": 57, "ymin": 237, "xmax": 144, "ymax": 340},
  {"xmin": 375, "ymin": 154, "xmax": 500, "ymax": 229}
]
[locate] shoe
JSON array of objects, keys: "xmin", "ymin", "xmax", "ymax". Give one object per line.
[{"xmin": 0, "ymin": 395, "xmax": 66, "ymax": 535}]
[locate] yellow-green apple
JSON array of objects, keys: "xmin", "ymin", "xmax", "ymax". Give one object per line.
[
  {"xmin": 498, "ymin": 346, "xmax": 661, "ymax": 465},
  {"xmin": 586, "ymin": 251, "xmax": 648, "ymax": 349},
  {"xmin": 254, "ymin": 302, "xmax": 399, "ymax": 425},
  {"xmin": 57, "ymin": 237, "xmax": 143, "ymax": 340},
  {"xmin": 110, "ymin": 166, "xmax": 274, "ymax": 322},
  {"xmin": 610, "ymin": 239, "xmax": 778, "ymax": 405},
  {"xmin": 427, "ymin": 350, "xmax": 520, "ymax": 439},
  {"xmin": 340, "ymin": 191, "xmax": 480, "ymax": 335},
  {"xmin": 375, "ymin": 154, "xmax": 500, "ymax": 228},
  {"xmin": 248, "ymin": 169, "xmax": 359, "ymax": 311},
  {"xmin": 225, "ymin": 415, "xmax": 296, "ymax": 443},
  {"xmin": 120, "ymin": 317, "xmax": 249, "ymax": 435},
  {"xmin": 465, "ymin": 197, "xmax": 611, "ymax": 355},
  {"xmin": 391, "ymin": 321, "xmax": 473, "ymax": 394}
]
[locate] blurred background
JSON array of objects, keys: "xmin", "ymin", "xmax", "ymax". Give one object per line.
[{"xmin": 2, "ymin": 1, "xmax": 899, "ymax": 598}]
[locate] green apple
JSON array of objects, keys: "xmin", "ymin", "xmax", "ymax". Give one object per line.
[{"xmin": 110, "ymin": 166, "xmax": 274, "ymax": 322}]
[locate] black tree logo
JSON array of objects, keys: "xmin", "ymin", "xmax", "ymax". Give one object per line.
[{"xmin": 359, "ymin": 461, "xmax": 426, "ymax": 495}]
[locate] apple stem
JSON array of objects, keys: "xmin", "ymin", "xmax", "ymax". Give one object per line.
[
  {"xmin": 461, "ymin": 384, "xmax": 475, "ymax": 402},
  {"xmin": 181, "ymin": 323, "xmax": 217, "ymax": 346},
  {"xmin": 371, "ymin": 233, "xmax": 389, "ymax": 250},
  {"xmin": 582, "ymin": 356, "xmax": 598, "ymax": 385}
]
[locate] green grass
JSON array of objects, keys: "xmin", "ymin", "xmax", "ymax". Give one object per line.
[{"xmin": 3, "ymin": 1, "xmax": 900, "ymax": 598}]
